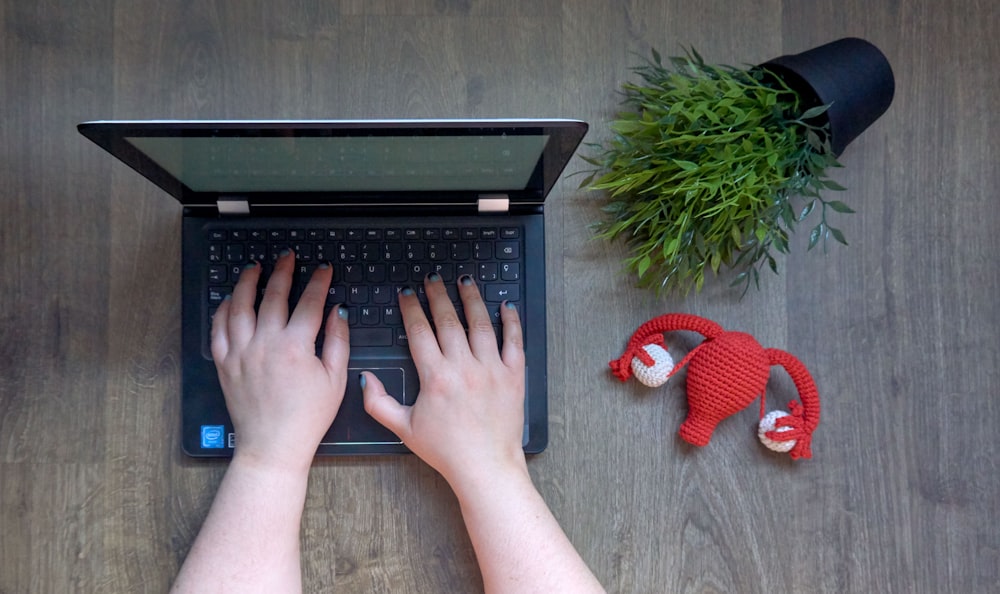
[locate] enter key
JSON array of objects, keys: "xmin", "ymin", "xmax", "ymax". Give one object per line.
[{"xmin": 484, "ymin": 283, "xmax": 520, "ymax": 303}]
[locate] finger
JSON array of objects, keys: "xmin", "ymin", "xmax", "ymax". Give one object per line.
[
  {"xmin": 458, "ymin": 275, "xmax": 500, "ymax": 361},
  {"xmin": 210, "ymin": 295, "xmax": 232, "ymax": 362},
  {"xmin": 398, "ymin": 286, "xmax": 442, "ymax": 366},
  {"xmin": 257, "ymin": 249, "xmax": 294, "ymax": 331},
  {"xmin": 424, "ymin": 273, "xmax": 469, "ymax": 357},
  {"xmin": 286, "ymin": 262, "xmax": 333, "ymax": 341},
  {"xmin": 360, "ymin": 371, "xmax": 411, "ymax": 439},
  {"xmin": 499, "ymin": 300, "xmax": 526, "ymax": 369},
  {"xmin": 321, "ymin": 304, "xmax": 351, "ymax": 372},
  {"xmin": 226, "ymin": 261, "xmax": 262, "ymax": 350}
]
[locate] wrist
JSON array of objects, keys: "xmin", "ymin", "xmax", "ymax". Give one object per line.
[
  {"xmin": 231, "ymin": 446, "xmax": 314, "ymax": 481},
  {"xmin": 446, "ymin": 451, "xmax": 532, "ymax": 504}
]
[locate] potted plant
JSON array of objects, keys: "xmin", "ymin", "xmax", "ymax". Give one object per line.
[{"xmin": 582, "ymin": 38, "xmax": 894, "ymax": 294}]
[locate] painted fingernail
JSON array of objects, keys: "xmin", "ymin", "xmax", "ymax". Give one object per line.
[
  {"xmin": 244, "ymin": 261, "xmax": 258, "ymax": 270},
  {"xmin": 401, "ymin": 286, "xmax": 415, "ymax": 296},
  {"xmin": 359, "ymin": 373, "xmax": 367, "ymax": 389},
  {"xmin": 459, "ymin": 275, "xmax": 474, "ymax": 286},
  {"xmin": 336, "ymin": 304, "xmax": 349, "ymax": 320},
  {"xmin": 319, "ymin": 261, "xmax": 330, "ymax": 270},
  {"xmin": 504, "ymin": 301, "xmax": 517, "ymax": 310},
  {"xmin": 223, "ymin": 293, "xmax": 233, "ymax": 301},
  {"xmin": 427, "ymin": 272, "xmax": 441, "ymax": 282},
  {"xmin": 279, "ymin": 248, "xmax": 291, "ymax": 258}
]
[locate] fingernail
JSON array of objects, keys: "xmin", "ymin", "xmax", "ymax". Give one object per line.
[
  {"xmin": 504, "ymin": 301, "xmax": 516, "ymax": 310},
  {"xmin": 319, "ymin": 261, "xmax": 330, "ymax": 270},
  {"xmin": 427, "ymin": 272, "xmax": 441, "ymax": 282},
  {"xmin": 459, "ymin": 275, "xmax": 474, "ymax": 286},
  {"xmin": 401, "ymin": 286, "xmax": 415, "ymax": 296},
  {"xmin": 336, "ymin": 304, "xmax": 349, "ymax": 320},
  {"xmin": 223, "ymin": 293, "xmax": 233, "ymax": 301},
  {"xmin": 279, "ymin": 248, "xmax": 291, "ymax": 258},
  {"xmin": 244, "ymin": 261, "xmax": 258, "ymax": 270},
  {"xmin": 359, "ymin": 373, "xmax": 367, "ymax": 389}
]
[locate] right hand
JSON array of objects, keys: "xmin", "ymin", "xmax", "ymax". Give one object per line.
[{"xmin": 360, "ymin": 273, "xmax": 528, "ymax": 489}]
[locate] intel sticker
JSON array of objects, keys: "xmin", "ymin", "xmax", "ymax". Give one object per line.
[{"xmin": 201, "ymin": 425, "xmax": 226, "ymax": 449}]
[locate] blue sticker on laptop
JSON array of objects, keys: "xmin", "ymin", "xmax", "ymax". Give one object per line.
[{"xmin": 201, "ymin": 425, "xmax": 226, "ymax": 449}]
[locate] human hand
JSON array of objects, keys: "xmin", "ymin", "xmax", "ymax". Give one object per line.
[
  {"xmin": 361, "ymin": 273, "xmax": 527, "ymax": 491},
  {"xmin": 210, "ymin": 250, "xmax": 350, "ymax": 472}
]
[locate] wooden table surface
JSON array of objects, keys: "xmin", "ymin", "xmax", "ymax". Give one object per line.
[{"xmin": 2, "ymin": 1, "xmax": 997, "ymax": 592}]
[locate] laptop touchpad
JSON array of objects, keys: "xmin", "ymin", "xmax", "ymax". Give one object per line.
[{"xmin": 323, "ymin": 367, "xmax": 406, "ymax": 445}]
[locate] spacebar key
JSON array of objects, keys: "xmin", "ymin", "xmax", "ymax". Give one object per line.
[{"xmin": 349, "ymin": 328, "xmax": 394, "ymax": 347}]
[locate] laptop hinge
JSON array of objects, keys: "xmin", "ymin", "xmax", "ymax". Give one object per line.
[
  {"xmin": 217, "ymin": 197, "xmax": 250, "ymax": 216},
  {"xmin": 477, "ymin": 194, "xmax": 510, "ymax": 213}
]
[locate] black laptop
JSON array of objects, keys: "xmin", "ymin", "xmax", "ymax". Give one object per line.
[{"xmin": 78, "ymin": 119, "xmax": 588, "ymax": 456}]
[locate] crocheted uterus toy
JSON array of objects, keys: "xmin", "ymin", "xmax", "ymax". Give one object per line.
[{"xmin": 609, "ymin": 313, "xmax": 820, "ymax": 460}]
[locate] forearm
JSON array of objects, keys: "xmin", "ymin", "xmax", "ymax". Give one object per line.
[
  {"xmin": 452, "ymin": 466, "xmax": 605, "ymax": 594},
  {"xmin": 171, "ymin": 455, "xmax": 311, "ymax": 594}
]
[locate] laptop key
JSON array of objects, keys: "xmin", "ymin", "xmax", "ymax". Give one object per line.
[
  {"xmin": 327, "ymin": 286, "xmax": 347, "ymax": 305},
  {"xmin": 484, "ymin": 284, "xmax": 519, "ymax": 302},
  {"xmin": 500, "ymin": 262, "xmax": 520, "ymax": 281},
  {"xmin": 360, "ymin": 306, "xmax": 380, "ymax": 325},
  {"xmin": 478, "ymin": 263, "xmax": 498, "ymax": 281},
  {"xmin": 495, "ymin": 241, "xmax": 519, "ymax": 260},
  {"xmin": 350, "ymin": 328, "xmax": 393, "ymax": 347},
  {"xmin": 348, "ymin": 286, "xmax": 369, "ymax": 304},
  {"xmin": 208, "ymin": 287, "xmax": 226, "ymax": 305},
  {"xmin": 208, "ymin": 265, "xmax": 227, "ymax": 284}
]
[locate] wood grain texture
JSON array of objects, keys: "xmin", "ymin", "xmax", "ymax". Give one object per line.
[{"xmin": 1, "ymin": 1, "xmax": 997, "ymax": 592}]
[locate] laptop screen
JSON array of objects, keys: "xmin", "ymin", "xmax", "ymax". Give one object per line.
[
  {"xmin": 78, "ymin": 120, "xmax": 588, "ymax": 207},
  {"xmin": 124, "ymin": 134, "xmax": 549, "ymax": 193}
]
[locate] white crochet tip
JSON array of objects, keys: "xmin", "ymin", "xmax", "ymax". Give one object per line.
[
  {"xmin": 758, "ymin": 410, "xmax": 797, "ymax": 453},
  {"xmin": 630, "ymin": 343, "xmax": 674, "ymax": 388}
]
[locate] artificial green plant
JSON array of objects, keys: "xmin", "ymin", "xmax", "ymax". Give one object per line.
[{"xmin": 581, "ymin": 48, "xmax": 854, "ymax": 295}]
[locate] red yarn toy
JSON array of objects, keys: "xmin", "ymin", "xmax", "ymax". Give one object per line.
[{"xmin": 609, "ymin": 313, "xmax": 820, "ymax": 460}]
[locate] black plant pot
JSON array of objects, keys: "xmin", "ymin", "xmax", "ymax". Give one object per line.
[{"xmin": 760, "ymin": 37, "xmax": 895, "ymax": 156}]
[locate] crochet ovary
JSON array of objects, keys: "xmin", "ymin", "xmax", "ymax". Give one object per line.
[{"xmin": 609, "ymin": 313, "xmax": 820, "ymax": 460}]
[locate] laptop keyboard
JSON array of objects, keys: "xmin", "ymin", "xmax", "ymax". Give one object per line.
[{"xmin": 203, "ymin": 223, "xmax": 523, "ymax": 356}]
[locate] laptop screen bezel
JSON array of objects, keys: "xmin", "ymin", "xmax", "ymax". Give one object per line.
[{"xmin": 77, "ymin": 119, "xmax": 588, "ymax": 207}]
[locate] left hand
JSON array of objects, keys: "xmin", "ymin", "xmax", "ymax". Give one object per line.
[{"xmin": 210, "ymin": 250, "xmax": 351, "ymax": 472}]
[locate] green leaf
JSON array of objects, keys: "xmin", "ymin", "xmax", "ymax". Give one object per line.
[
  {"xmin": 779, "ymin": 202, "xmax": 795, "ymax": 228},
  {"xmin": 798, "ymin": 200, "xmax": 816, "ymax": 221},
  {"xmin": 773, "ymin": 231, "xmax": 789, "ymax": 254},
  {"xmin": 710, "ymin": 249, "xmax": 722, "ymax": 273},
  {"xmin": 636, "ymin": 255, "xmax": 652, "ymax": 277},
  {"xmin": 830, "ymin": 227, "xmax": 848, "ymax": 245},
  {"xmin": 808, "ymin": 225, "xmax": 823, "ymax": 250},
  {"xmin": 823, "ymin": 180, "xmax": 849, "ymax": 192},
  {"xmin": 799, "ymin": 104, "xmax": 831, "ymax": 120},
  {"xmin": 806, "ymin": 130, "xmax": 823, "ymax": 151},
  {"xmin": 827, "ymin": 200, "xmax": 855, "ymax": 213},
  {"xmin": 664, "ymin": 236, "xmax": 680, "ymax": 257}
]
